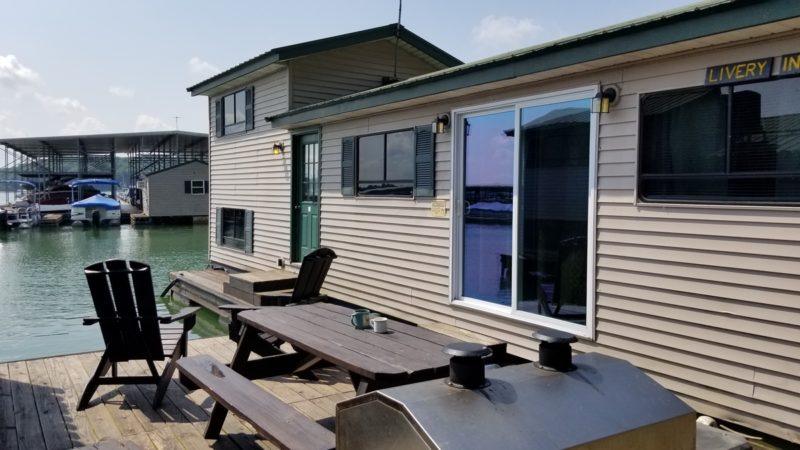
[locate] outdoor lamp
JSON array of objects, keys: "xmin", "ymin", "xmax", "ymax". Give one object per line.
[
  {"xmin": 272, "ymin": 142, "xmax": 284, "ymax": 155},
  {"xmin": 432, "ymin": 114, "xmax": 450, "ymax": 134},
  {"xmin": 592, "ymin": 86, "xmax": 619, "ymax": 114}
]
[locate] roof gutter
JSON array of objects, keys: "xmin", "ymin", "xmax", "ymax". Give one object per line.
[{"xmin": 269, "ymin": 0, "xmax": 800, "ymax": 127}]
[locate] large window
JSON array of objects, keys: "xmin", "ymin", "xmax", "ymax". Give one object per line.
[
  {"xmin": 640, "ymin": 77, "xmax": 800, "ymax": 204},
  {"xmin": 454, "ymin": 87, "xmax": 596, "ymax": 335},
  {"xmin": 215, "ymin": 87, "xmax": 254, "ymax": 137},
  {"xmin": 357, "ymin": 130, "xmax": 415, "ymax": 196}
]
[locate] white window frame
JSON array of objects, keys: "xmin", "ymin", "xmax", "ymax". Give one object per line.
[
  {"xmin": 190, "ymin": 180, "xmax": 206, "ymax": 195},
  {"xmin": 450, "ymin": 85, "xmax": 599, "ymax": 338}
]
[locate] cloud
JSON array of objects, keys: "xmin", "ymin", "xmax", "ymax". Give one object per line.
[
  {"xmin": 108, "ymin": 85, "xmax": 135, "ymax": 97},
  {"xmin": 34, "ymin": 92, "xmax": 86, "ymax": 114},
  {"xmin": 472, "ymin": 16, "xmax": 543, "ymax": 54},
  {"xmin": 189, "ymin": 57, "xmax": 220, "ymax": 76},
  {"xmin": 0, "ymin": 55, "xmax": 40, "ymax": 89},
  {"xmin": 61, "ymin": 117, "xmax": 107, "ymax": 135},
  {"xmin": 135, "ymin": 114, "xmax": 171, "ymax": 132},
  {"xmin": 0, "ymin": 113, "xmax": 26, "ymax": 138}
]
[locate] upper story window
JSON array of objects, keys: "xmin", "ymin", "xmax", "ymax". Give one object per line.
[
  {"xmin": 215, "ymin": 87, "xmax": 254, "ymax": 137},
  {"xmin": 639, "ymin": 77, "xmax": 800, "ymax": 204},
  {"xmin": 340, "ymin": 126, "xmax": 434, "ymax": 198}
]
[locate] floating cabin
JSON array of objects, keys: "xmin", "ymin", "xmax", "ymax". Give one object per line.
[
  {"xmin": 186, "ymin": 1, "xmax": 800, "ymax": 443},
  {"xmin": 137, "ymin": 160, "xmax": 209, "ymax": 221}
]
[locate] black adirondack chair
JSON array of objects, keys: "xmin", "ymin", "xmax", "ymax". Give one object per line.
[
  {"xmin": 222, "ymin": 247, "xmax": 337, "ymax": 346},
  {"xmin": 78, "ymin": 259, "xmax": 200, "ymax": 410}
]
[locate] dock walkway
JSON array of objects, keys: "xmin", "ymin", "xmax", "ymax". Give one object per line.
[{"xmin": 0, "ymin": 336, "xmax": 355, "ymax": 449}]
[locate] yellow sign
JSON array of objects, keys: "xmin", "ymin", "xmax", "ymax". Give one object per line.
[
  {"xmin": 705, "ymin": 58, "xmax": 772, "ymax": 86},
  {"xmin": 779, "ymin": 53, "xmax": 800, "ymax": 76},
  {"xmin": 430, "ymin": 200, "xmax": 447, "ymax": 218}
]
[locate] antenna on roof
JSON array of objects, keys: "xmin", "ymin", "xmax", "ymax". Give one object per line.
[
  {"xmin": 390, "ymin": 0, "xmax": 402, "ymax": 84},
  {"xmin": 173, "ymin": 116, "xmax": 180, "ymax": 131}
]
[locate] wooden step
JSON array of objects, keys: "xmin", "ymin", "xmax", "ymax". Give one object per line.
[{"xmin": 227, "ymin": 270, "xmax": 296, "ymax": 293}]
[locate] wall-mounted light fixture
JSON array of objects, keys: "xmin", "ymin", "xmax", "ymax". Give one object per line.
[
  {"xmin": 592, "ymin": 86, "xmax": 620, "ymax": 114},
  {"xmin": 272, "ymin": 142, "xmax": 284, "ymax": 155},
  {"xmin": 432, "ymin": 113, "xmax": 450, "ymax": 134}
]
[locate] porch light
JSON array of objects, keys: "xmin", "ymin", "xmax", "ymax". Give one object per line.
[
  {"xmin": 592, "ymin": 86, "xmax": 619, "ymax": 114},
  {"xmin": 432, "ymin": 114, "xmax": 450, "ymax": 134},
  {"xmin": 272, "ymin": 142, "xmax": 284, "ymax": 155}
]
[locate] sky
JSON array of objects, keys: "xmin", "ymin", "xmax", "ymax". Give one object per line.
[{"xmin": 1, "ymin": 0, "xmax": 701, "ymax": 138}]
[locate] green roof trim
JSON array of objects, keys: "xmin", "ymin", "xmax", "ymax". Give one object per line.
[
  {"xmin": 269, "ymin": 0, "xmax": 800, "ymax": 127},
  {"xmin": 187, "ymin": 24, "xmax": 462, "ymax": 96}
]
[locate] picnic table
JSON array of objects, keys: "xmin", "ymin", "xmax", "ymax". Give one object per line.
[{"xmin": 197, "ymin": 302, "xmax": 506, "ymax": 441}]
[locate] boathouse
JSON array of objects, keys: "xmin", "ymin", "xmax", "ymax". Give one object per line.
[
  {"xmin": 188, "ymin": 1, "xmax": 800, "ymax": 443},
  {"xmin": 137, "ymin": 160, "xmax": 209, "ymax": 221}
]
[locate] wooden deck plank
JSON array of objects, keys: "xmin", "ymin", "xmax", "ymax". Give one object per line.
[
  {"xmin": 0, "ymin": 362, "xmax": 18, "ymax": 450},
  {"xmin": 0, "ymin": 336, "xmax": 356, "ymax": 450},
  {"xmin": 43, "ymin": 356, "xmax": 94, "ymax": 448},
  {"xmin": 7, "ymin": 360, "xmax": 47, "ymax": 450},
  {"xmin": 26, "ymin": 358, "xmax": 72, "ymax": 449},
  {"xmin": 77, "ymin": 352, "xmax": 147, "ymax": 438},
  {"xmin": 60, "ymin": 354, "xmax": 124, "ymax": 442}
]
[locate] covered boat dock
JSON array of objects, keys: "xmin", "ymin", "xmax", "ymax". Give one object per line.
[{"xmin": 0, "ymin": 131, "xmax": 208, "ymax": 191}]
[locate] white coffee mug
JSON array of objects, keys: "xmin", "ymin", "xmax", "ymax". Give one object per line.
[{"xmin": 370, "ymin": 316, "xmax": 388, "ymax": 333}]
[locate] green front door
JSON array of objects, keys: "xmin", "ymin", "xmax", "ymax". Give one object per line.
[{"xmin": 291, "ymin": 133, "xmax": 321, "ymax": 261}]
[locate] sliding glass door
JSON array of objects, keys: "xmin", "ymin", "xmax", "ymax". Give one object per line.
[{"xmin": 455, "ymin": 87, "xmax": 597, "ymax": 333}]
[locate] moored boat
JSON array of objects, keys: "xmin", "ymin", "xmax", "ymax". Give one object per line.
[{"xmin": 69, "ymin": 179, "xmax": 121, "ymax": 227}]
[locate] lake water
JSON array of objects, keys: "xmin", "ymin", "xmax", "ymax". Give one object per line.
[{"xmin": 0, "ymin": 224, "xmax": 225, "ymax": 363}]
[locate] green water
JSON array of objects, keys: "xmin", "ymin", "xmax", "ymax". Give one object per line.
[{"xmin": 0, "ymin": 224, "xmax": 225, "ymax": 363}]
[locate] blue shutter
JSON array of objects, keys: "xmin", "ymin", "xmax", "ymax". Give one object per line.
[
  {"xmin": 215, "ymin": 100, "xmax": 224, "ymax": 137},
  {"xmin": 184, "ymin": 181, "xmax": 191, "ymax": 194},
  {"xmin": 245, "ymin": 87, "xmax": 254, "ymax": 131},
  {"xmin": 215, "ymin": 207, "xmax": 223, "ymax": 246},
  {"xmin": 244, "ymin": 209, "xmax": 254, "ymax": 254},
  {"xmin": 414, "ymin": 126, "xmax": 435, "ymax": 197},
  {"xmin": 341, "ymin": 136, "xmax": 355, "ymax": 197}
]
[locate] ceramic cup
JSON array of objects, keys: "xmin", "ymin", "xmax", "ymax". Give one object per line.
[
  {"xmin": 350, "ymin": 309, "xmax": 371, "ymax": 329},
  {"xmin": 370, "ymin": 316, "xmax": 388, "ymax": 333}
]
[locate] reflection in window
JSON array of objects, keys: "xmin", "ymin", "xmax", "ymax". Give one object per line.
[
  {"xmin": 357, "ymin": 130, "xmax": 414, "ymax": 196},
  {"xmin": 640, "ymin": 77, "xmax": 800, "ymax": 203},
  {"xmin": 462, "ymin": 110, "xmax": 515, "ymax": 305},
  {"xmin": 517, "ymin": 99, "xmax": 590, "ymax": 324},
  {"xmin": 222, "ymin": 208, "xmax": 245, "ymax": 250}
]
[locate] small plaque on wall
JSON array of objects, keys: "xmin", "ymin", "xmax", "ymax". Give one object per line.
[{"xmin": 430, "ymin": 200, "xmax": 448, "ymax": 218}]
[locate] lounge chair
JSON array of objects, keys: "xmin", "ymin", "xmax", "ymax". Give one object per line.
[
  {"xmin": 78, "ymin": 259, "xmax": 199, "ymax": 410},
  {"xmin": 222, "ymin": 247, "xmax": 337, "ymax": 348}
]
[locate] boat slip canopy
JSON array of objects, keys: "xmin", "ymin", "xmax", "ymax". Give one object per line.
[
  {"xmin": 71, "ymin": 194, "xmax": 120, "ymax": 210},
  {"xmin": 69, "ymin": 179, "xmax": 120, "ymax": 188}
]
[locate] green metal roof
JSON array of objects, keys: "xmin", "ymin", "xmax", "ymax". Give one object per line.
[
  {"xmin": 187, "ymin": 24, "xmax": 463, "ymax": 96},
  {"xmin": 269, "ymin": 0, "xmax": 800, "ymax": 127}
]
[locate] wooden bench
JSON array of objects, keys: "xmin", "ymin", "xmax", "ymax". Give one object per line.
[{"xmin": 176, "ymin": 354, "xmax": 335, "ymax": 450}]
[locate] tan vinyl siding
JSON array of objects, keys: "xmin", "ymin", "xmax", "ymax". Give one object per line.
[
  {"xmin": 143, "ymin": 161, "xmax": 208, "ymax": 217},
  {"xmin": 311, "ymin": 32, "xmax": 800, "ymax": 443},
  {"xmin": 208, "ymin": 129, "xmax": 292, "ymax": 271},
  {"xmin": 289, "ymin": 39, "xmax": 442, "ymax": 109},
  {"xmin": 209, "ymin": 68, "xmax": 289, "ymax": 140}
]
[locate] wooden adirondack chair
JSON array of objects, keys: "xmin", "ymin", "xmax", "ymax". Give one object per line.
[
  {"xmin": 222, "ymin": 247, "xmax": 338, "ymax": 347},
  {"xmin": 78, "ymin": 259, "xmax": 200, "ymax": 410}
]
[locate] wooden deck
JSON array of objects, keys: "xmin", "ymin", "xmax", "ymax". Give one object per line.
[{"xmin": 0, "ymin": 336, "xmax": 355, "ymax": 450}]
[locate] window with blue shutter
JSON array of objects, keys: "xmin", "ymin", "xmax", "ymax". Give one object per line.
[
  {"xmin": 218, "ymin": 208, "xmax": 251, "ymax": 251},
  {"xmin": 340, "ymin": 126, "xmax": 434, "ymax": 198},
  {"xmin": 219, "ymin": 87, "xmax": 254, "ymax": 136}
]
